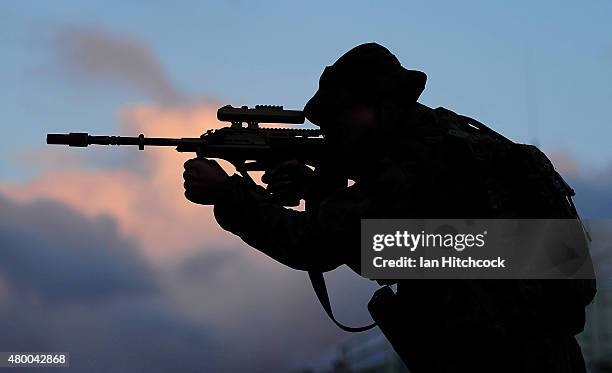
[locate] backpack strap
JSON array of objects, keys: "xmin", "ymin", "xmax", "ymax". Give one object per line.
[{"xmin": 308, "ymin": 271, "xmax": 377, "ymax": 332}]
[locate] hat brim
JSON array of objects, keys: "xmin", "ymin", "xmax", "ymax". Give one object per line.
[{"xmin": 304, "ymin": 68, "xmax": 426, "ymax": 126}]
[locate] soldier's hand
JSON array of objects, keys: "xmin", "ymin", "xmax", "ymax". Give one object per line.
[
  {"xmin": 183, "ymin": 158, "xmax": 229, "ymax": 205},
  {"xmin": 262, "ymin": 160, "xmax": 314, "ymax": 206}
]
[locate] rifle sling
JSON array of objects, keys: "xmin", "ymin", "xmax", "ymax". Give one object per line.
[{"xmin": 308, "ymin": 271, "xmax": 377, "ymax": 332}]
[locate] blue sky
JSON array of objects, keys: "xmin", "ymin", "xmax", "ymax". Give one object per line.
[{"xmin": 1, "ymin": 0, "xmax": 611, "ymax": 181}]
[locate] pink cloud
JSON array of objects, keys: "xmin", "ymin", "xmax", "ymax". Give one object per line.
[
  {"xmin": 1, "ymin": 102, "xmax": 248, "ymax": 262},
  {"xmin": 545, "ymin": 148, "xmax": 580, "ymax": 178}
]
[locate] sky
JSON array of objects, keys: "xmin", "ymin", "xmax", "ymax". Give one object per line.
[{"xmin": 0, "ymin": 1, "xmax": 611, "ymax": 372}]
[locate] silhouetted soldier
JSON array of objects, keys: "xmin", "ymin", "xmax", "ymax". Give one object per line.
[{"xmin": 183, "ymin": 43, "xmax": 596, "ymax": 372}]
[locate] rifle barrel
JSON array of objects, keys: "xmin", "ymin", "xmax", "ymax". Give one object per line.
[{"xmin": 46, "ymin": 133, "xmax": 194, "ymax": 150}]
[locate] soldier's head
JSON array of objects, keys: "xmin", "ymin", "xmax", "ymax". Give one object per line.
[{"xmin": 304, "ymin": 43, "xmax": 427, "ymax": 153}]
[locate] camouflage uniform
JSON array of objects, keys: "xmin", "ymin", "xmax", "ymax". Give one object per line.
[{"xmin": 213, "ymin": 43, "xmax": 596, "ymax": 372}]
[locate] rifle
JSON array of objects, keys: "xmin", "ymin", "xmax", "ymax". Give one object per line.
[
  {"xmin": 47, "ymin": 105, "xmax": 326, "ymax": 183},
  {"xmin": 47, "ymin": 104, "xmax": 370, "ymax": 332}
]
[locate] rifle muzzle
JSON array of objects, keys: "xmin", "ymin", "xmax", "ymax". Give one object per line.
[{"xmin": 47, "ymin": 133, "xmax": 89, "ymax": 147}]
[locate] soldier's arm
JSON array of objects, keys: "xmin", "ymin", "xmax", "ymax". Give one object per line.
[{"xmin": 213, "ymin": 175, "xmax": 366, "ymax": 273}]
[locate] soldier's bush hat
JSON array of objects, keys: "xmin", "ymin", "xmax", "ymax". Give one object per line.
[{"xmin": 304, "ymin": 42, "xmax": 427, "ymax": 126}]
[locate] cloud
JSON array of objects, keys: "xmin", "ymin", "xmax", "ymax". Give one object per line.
[
  {"xmin": 54, "ymin": 26, "xmax": 185, "ymax": 104},
  {"xmin": 3, "ymin": 24, "xmax": 266, "ymax": 262},
  {"xmin": 6, "ymin": 23, "xmax": 287, "ymax": 262},
  {"xmin": 0, "ymin": 297, "xmax": 216, "ymax": 372},
  {"xmin": 1, "ymin": 103, "xmax": 242, "ymax": 262},
  {"xmin": 0, "ymin": 192, "xmax": 217, "ymax": 372},
  {"xmin": 546, "ymin": 148, "xmax": 580, "ymax": 178},
  {"xmin": 0, "ymin": 190, "xmax": 376, "ymax": 372},
  {"xmin": 161, "ymin": 249, "xmax": 379, "ymax": 372},
  {"xmin": 0, "ymin": 195, "xmax": 157, "ymax": 302}
]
